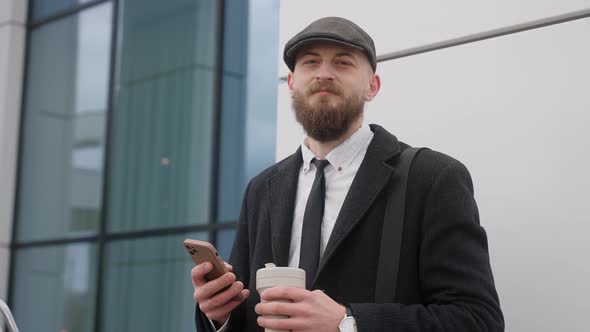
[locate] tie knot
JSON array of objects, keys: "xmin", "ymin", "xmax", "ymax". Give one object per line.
[{"xmin": 312, "ymin": 159, "xmax": 330, "ymax": 172}]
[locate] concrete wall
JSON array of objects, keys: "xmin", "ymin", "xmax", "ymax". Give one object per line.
[
  {"xmin": 0, "ymin": 0, "xmax": 27, "ymax": 303},
  {"xmin": 276, "ymin": 1, "xmax": 590, "ymax": 331}
]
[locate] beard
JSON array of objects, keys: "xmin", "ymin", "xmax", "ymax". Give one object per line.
[{"xmin": 292, "ymin": 82, "xmax": 365, "ymax": 142}]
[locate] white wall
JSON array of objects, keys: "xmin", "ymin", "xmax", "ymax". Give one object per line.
[
  {"xmin": 0, "ymin": 0, "xmax": 27, "ymax": 303},
  {"xmin": 276, "ymin": 1, "xmax": 590, "ymax": 331}
]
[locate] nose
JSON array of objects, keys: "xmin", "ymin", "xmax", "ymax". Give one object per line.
[{"xmin": 315, "ymin": 62, "xmax": 335, "ymax": 81}]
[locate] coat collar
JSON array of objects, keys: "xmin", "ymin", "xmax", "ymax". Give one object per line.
[
  {"xmin": 314, "ymin": 124, "xmax": 401, "ymax": 283},
  {"xmin": 267, "ymin": 147, "xmax": 303, "ymax": 267}
]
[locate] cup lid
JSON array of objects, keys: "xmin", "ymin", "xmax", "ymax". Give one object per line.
[{"xmin": 256, "ymin": 263, "xmax": 306, "ymax": 279}]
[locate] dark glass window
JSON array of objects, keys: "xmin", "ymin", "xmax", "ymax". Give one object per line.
[
  {"xmin": 11, "ymin": 243, "xmax": 98, "ymax": 332},
  {"xmin": 30, "ymin": 0, "xmax": 98, "ymax": 22},
  {"xmin": 217, "ymin": 0, "xmax": 279, "ymax": 223},
  {"xmin": 216, "ymin": 228, "xmax": 236, "ymax": 261},
  {"xmin": 16, "ymin": 2, "xmax": 112, "ymax": 242},
  {"xmin": 106, "ymin": 0, "xmax": 219, "ymax": 233},
  {"xmin": 10, "ymin": 0, "xmax": 278, "ymax": 330},
  {"xmin": 101, "ymin": 233, "xmax": 206, "ymax": 332}
]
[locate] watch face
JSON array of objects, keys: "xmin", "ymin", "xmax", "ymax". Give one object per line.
[{"xmin": 339, "ymin": 316, "xmax": 356, "ymax": 331}]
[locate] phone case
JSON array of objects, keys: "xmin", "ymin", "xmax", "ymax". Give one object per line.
[{"xmin": 183, "ymin": 239, "xmax": 227, "ymax": 281}]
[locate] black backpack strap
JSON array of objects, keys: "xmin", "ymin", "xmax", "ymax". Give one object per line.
[{"xmin": 375, "ymin": 147, "xmax": 427, "ymax": 303}]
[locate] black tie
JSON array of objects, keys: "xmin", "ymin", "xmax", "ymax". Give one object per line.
[{"xmin": 299, "ymin": 158, "xmax": 330, "ymax": 289}]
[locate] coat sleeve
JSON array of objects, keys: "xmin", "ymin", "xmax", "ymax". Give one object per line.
[
  {"xmin": 195, "ymin": 181, "xmax": 254, "ymax": 331},
  {"xmin": 350, "ymin": 157, "xmax": 504, "ymax": 332}
]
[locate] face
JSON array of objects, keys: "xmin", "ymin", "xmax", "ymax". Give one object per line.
[{"xmin": 288, "ymin": 42, "xmax": 380, "ymax": 142}]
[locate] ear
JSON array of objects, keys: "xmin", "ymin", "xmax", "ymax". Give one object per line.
[
  {"xmin": 365, "ymin": 73, "xmax": 381, "ymax": 101},
  {"xmin": 287, "ymin": 72, "xmax": 295, "ymax": 97}
]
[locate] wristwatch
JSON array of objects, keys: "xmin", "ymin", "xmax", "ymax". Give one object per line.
[{"xmin": 338, "ymin": 305, "xmax": 356, "ymax": 331}]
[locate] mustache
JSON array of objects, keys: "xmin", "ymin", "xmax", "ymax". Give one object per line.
[{"xmin": 307, "ymin": 82, "xmax": 341, "ymax": 95}]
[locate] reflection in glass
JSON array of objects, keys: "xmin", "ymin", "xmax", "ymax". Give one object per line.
[
  {"xmin": 106, "ymin": 0, "xmax": 219, "ymax": 232},
  {"xmin": 17, "ymin": 3, "xmax": 112, "ymax": 241},
  {"xmin": 102, "ymin": 233, "xmax": 206, "ymax": 332},
  {"xmin": 30, "ymin": 0, "xmax": 96, "ymax": 22},
  {"xmin": 11, "ymin": 243, "xmax": 97, "ymax": 332}
]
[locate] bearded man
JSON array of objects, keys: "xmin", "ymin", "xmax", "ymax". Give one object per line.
[{"xmin": 191, "ymin": 17, "xmax": 504, "ymax": 332}]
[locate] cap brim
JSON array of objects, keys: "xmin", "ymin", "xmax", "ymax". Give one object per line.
[{"xmin": 285, "ymin": 37, "xmax": 365, "ymax": 58}]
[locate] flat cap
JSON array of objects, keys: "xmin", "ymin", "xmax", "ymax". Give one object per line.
[{"xmin": 283, "ymin": 17, "xmax": 377, "ymax": 72}]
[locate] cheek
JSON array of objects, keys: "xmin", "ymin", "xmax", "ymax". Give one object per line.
[
  {"xmin": 289, "ymin": 80, "xmax": 301, "ymax": 96},
  {"xmin": 290, "ymin": 76, "xmax": 308, "ymax": 91},
  {"xmin": 343, "ymin": 80, "xmax": 368, "ymax": 97},
  {"xmin": 357, "ymin": 80, "xmax": 372, "ymax": 98}
]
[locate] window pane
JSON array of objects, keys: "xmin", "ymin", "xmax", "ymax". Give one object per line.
[
  {"xmin": 216, "ymin": 227, "xmax": 236, "ymax": 261},
  {"xmin": 30, "ymin": 0, "xmax": 97, "ymax": 22},
  {"xmin": 216, "ymin": 0, "xmax": 249, "ymax": 224},
  {"xmin": 101, "ymin": 233, "xmax": 207, "ymax": 332},
  {"xmin": 217, "ymin": 0, "xmax": 279, "ymax": 223},
  {"xmin": 106, "ymin": 0, "xmax": 219, "ymax": 232},
  {"xmin": 17, "ymin": 3, "xmax": 112, "ymax": 241},
  {"xmin": 217, "ymin": 75, "xmax": 245, "ymax": 223},
  {"xmin": 0, "ymin": 248, "xmax": 8, "ymax": 301},
  {"xmin": 11, "ymin": 243, "xmax": 98, "ymax": 332}
]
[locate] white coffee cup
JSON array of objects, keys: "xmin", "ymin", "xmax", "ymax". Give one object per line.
[{"xmin": 256, "ymin": 263, "xmax": 306, "ymax": 332}]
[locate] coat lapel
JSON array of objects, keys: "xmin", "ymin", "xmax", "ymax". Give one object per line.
[
  {"xmin": 267, "ymin": 149, "xmax": 302, "ymax": 267},
  {"xmin": 315, "ymin": 125, "xmax": 401, "ymax": 282}
]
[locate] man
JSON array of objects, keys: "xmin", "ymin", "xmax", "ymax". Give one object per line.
[{"xmin": 192, "ymin": 17, "xmax": 504, "ymax": 331}]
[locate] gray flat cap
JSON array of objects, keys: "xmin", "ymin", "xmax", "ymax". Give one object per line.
[{"xmin": 283, "ymin": 17, "xmax": 376, "ymax": 72}]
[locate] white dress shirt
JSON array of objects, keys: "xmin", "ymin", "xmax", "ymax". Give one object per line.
[{"xmin": 213, "ymin": 124, "xmax": 373, "ymax": 332}]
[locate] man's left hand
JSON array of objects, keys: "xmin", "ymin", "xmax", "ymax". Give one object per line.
[{"xmin": 255, "ymin": 286, "xmax": 345, "ymax": 332}]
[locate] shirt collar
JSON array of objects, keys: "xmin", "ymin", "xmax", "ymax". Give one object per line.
[{"xmin": 300, "ymin": 124, "xmax": 373, "ymax": 174}]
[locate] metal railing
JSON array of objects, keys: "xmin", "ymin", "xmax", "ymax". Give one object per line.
[
  {"xmin": 0, "ymin": 299, "xmax": 20, "ymax": 332},
  {"xmin": 377, "ymin": 7, "xmax": 590, "ymax": 62}
]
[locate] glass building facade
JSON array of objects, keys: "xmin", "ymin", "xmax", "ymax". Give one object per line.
[{"xmin": 7, "ymin": 1, "xmax": 278, "ymax": 331}]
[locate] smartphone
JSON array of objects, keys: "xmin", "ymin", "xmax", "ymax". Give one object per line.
[
  {"xmin": 184, "ymin": 239, "xmax": 246, "ymax": 302},
  {"xmin": 184, "ymin": 239, "xmax": 228, "ymax": 281}
]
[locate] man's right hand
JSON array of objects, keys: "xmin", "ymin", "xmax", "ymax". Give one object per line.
[{"xmin": 192, "ymin": 261, "xmax": 250, "ymax": 326}]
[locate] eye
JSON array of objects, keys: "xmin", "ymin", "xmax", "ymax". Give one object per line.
[
  {"xmin": 302, "ymin": 59, "xmax": 318, "ymax": 65},
  {"xmin": 336, "ymin": 60, "xmax": 353, "ymax": 66}
]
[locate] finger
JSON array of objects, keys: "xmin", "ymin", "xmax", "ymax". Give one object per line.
[
  {"xmin": 208, "ymin": 281, "xmax": 245, "ymax": 309},
  {"xmin": 191, "ymin": 262, "xmax": 213, "ymax": 288},
  {"xmin": 259, "ymin": 286, "xmax": 309, "ymax": 302},
  {"xmin": 230, "ymin": 289, "xmax": 245, "ymax": 302},
  {"xmin": 255, "ymin": 300, "xmax": 306, "ymax": 317},
  {"xmin": 224, "ymin": 262, "xmax": 233, "ymax": 271},
  {"xmin": 257, "ymin": 315, "xmax": 306, "ymax": 331},
  {"xmin": 206, "ymin": 289, "xmax": 250, "ymax": 321},
  {"xmin": 195, "ymin": 272, "xmax": 236, "ymax": 302}
]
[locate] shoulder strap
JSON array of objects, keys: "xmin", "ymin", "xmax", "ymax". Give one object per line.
[{"xmin": 375, "ymin": 147, "xmax": 426, "ymax": 303}]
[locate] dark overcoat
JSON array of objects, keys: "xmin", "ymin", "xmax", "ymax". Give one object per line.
[{"xmin": 196, "ymin": 124, "xmax": 504, "ymax": 331}]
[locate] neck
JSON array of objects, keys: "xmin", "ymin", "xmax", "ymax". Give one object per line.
[{"xmin": 305, "ymin": 116, "xmax": 363, "ymax": 159}]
